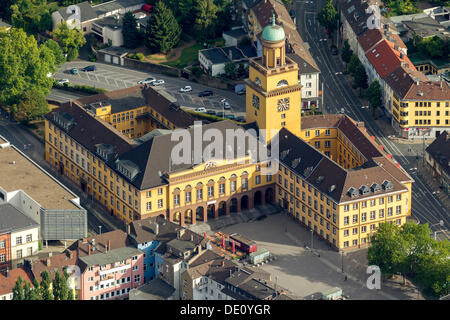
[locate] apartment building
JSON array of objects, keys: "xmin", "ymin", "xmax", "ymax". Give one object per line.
[
  {"xmin": 386, "ymin": 66, "xmax": 450, "ymax": 139},
  {"xmin": 0, "ymin": 268, "xmax": 34, "ymax": 300},
  {"xmin": 0, "ymin": 204, "xmax": 39, "ymax": 270},
  {"xmin": 128, "ymin": 216, "xmax": 207, "ymax": 283},
  {"xmin": 425, "ymin": 131, "xmax": 449, "ymax": 194}
]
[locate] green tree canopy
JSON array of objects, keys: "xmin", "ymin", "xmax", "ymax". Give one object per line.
[
  {"xmin": 194, "ymin": 0, "xmax": 218, "ymax": 40},
  {"xmin": 224, "ymin": 61, "xmax": 237, "ymax": 79},
  {"xmin": 53, "ymin": 21, "xmax": 86, "ymax": 54},
  {"xmin": 43, "ymin": 39, "xmax": 65, "ymax": 66},
  {"xmin": 12, "ymin": 276, "xmax": 24, "ymax": 300},
  {"xmin": 40, "ymin": 270, "xmax": 54, "ymax": 300},
  {"xmin": 365, "ymin": 79, "xmax": 382, "ymax": 109},
  {"xmin": 145, "ymin": 1, "xmax": 181, "ymax": 53},
  {"xmin": 317, "ymin": 0, "xmax": 338, "ymax": 33},
  {"xmin": 122, "ymin": 11, "xmax": 141, "ymax": 49},
  {"xmin": 353, "ymin": 64, "xmax": 368, "ymax": 94},
  {"xmin": 348, "ymin": 54, "xmax": 361, "ymax": 75},
  {"xmin": 341, "ymin": 39, "xmax": 353, "ymax": 64},
  {"xmin": 0, "ymin": 28, "xmax": 55, "ymax": 110}
]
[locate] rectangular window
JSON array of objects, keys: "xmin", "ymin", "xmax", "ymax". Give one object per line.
[
  {"xmin": 158, "ymin": 199, "xmax": 163, "ymax": 208},
  {"xmin": 146, "ymin": 202, "xmax": 151, "ymax": 211},
  {"xmin": 16, "ymin": 236, "xmax": 22, "ymax": 245}
]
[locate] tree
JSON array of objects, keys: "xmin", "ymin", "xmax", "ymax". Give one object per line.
[
  {"xmin": 353, "ymin": 64, "xmax": 368, "ymax": 95},
  {"xmin": 367, "ymin": 222, "xmax": 408, "ymax": 277},
  {"xmin": 224, "ymin": 61, "xmax": 237, "ymax": 79},
  {"xmin": 365, "ymin": 80, "xmax": 382, "ymax": 111},
  {"xmin": 31, "ymin": 278, "xmax": 42, "ymax": 300},
  {"xmin": 122, "ymin": 11, "xmax": 141, "ymax": 49},
  {"xmin": 145, "ymin": 1, "xmax": 181, "ymax": 53},
  {"xmin": 348, "ymin": 54, "xmax": 360, "ymax": 76},
  {"xmin": 9, "ymin": 0, "xmax": 53, "ymax": 34},
  {"xmin": 317, "ymin": 0, "xmax": 338, "ymax": 33},
  {"xmin": 43, "ymin": 39, "xmax": 65, "ymax": 66},
  {"xmin": 53, "ymin": 21, "xmax": 86, "ymax": 54},
  {"xmin": 12, "ymin": 276, "xmax": 24, "ymax": 300},
  {"xmin": 40, "ymin": 271, "xmax": 54, "ymax": 300},
  {"xmin": 13, "ymin": 88, "xmax": 49, "ymax": 123},
  {"xmin": 0, "ymin": 28, "xmax": 55, "ymax": 110},
  {"xmin": 341, "ymin": 39, "xmax": 353, "ymax": 67},
  {"xmin": 66, "ymin": 47, "xmax": 79, "ymax": 62},
  {"xmin": 23, "ymin": 280, "xmax": 32, "ymax": 300},
  {"xmin": 194, "ymin": 0, "xmax": 218, "ymax": 41},
  {"xmin": 237, "ymin": 63, "xmax": 246, "ymax": 77},
  {"xmin": 53, "ymin": 270, "xmax": 72, "ymax": 300}
]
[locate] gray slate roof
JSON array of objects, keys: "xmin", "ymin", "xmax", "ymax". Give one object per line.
[
  {"xmin": 79, "ymin": 246, "xmax": 143, "ymax": 266},
  {"xmin": 0, "ymin": 204, "xmax": 39, "ymax": 234},
  {"xmin": 129, "ymin": 278, "xmax": 175, "ymax": 300}
]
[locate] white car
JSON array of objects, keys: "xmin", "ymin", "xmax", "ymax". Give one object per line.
[
  {"xmin": 57, "ymin": 79, "xmax": 69, "ymax": 85},
  {"xmin": 194, "ymin": 107, "xmax": 207, "ymax": 113},
  {"xmin": 151, "ymin": 79, "xmax": 165, "ymax": 86},
  {"xmin": 221, "ymin": 99, "xmax": 231, "ymax": 110},
  {"xmin": 138, "ymin": 77, "xmax": 155, "ymax": 84},
  {"xmin": 180, "ymin": 86, "xmax": 192, "ymax": 92}
]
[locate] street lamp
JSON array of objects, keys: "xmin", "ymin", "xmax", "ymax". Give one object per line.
[
  {"xmin": 431, "ymin": 220, "xmax": 445, "ymax": 240},
  {"xmin": 98, "ymin": 225, "xmax": 102, "ymax": 235}
]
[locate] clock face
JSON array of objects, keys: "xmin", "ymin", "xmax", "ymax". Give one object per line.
[
  {"xmin": 278, "ymin": 98, "xmax": 290, "ymax": 112},
  {"xmin": 252, "ymin": 94, "xmax": 260, "ymax": 109}
]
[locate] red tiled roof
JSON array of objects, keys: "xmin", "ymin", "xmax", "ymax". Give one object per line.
[
  {"xmin": 30, "ymin": 250, "xmax": 78, "ymax": 283},
  {"xmin": 385, "ymin": 65, "xmax": 428, "ymax": 99},
  {"xmin": 404, "ymin": 81, "xmax": 450, "ymax": 100},
  {"xmin": 0, "ymin": 268, "xmax": 34, "ymax": 296},
  {"xmin": 357, "ymin": 28, "xmax": 383, "ymax": 53},
  {"xmin": 366, "ymin": 39, "xmax": 416, "ymax": 79}
]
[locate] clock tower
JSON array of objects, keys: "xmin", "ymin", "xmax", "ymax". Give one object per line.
[{"xmin": 245, "ymin": 15, "xmax": 302, "ymax": 144}]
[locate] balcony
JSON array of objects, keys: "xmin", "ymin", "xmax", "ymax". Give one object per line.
[{"xmin": 99, "ymin": 264, "xmax": 130, "ymax": 276}]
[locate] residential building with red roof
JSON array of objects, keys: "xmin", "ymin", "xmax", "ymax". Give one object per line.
[{"xmin": 0, "ymin": 268, "xmax": 34, "ymax": 300}]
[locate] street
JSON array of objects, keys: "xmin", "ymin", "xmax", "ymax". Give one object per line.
[{"xmin": 295, "ymin": 0, "xmax": 449, "ymax": 241}]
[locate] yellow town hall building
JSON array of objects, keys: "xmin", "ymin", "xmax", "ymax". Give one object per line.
[{"xmin": 43, "ymin": 18, "xmax": 413, "ymax": 251}]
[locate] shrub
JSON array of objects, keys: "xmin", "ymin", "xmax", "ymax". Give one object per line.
[
  {"xmin": 88, "ymin": 52, "xmax": 97, "ymax": 62},
  {"xmin": 128, "ymin": 53, "xmax": 145, "ymax": 61},
  {"xmin": 191, "ymin": 66, "xmax": 203, "ymax": 78},
  {"xmin": 53, "ymin": 82, "xmax": 107, "ymax": 94},
  {"xmin": 66, "ymin": 47, "xmax": 79, "ymax": 61}
]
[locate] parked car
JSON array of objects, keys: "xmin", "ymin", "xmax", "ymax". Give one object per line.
[
  {"xmin": 138, "ymin": 77, "xmax": 155, "ymax": 84},
  {"xmin": 224, "ymin": 114, "xmax": 235, "ymax": 120},
  {"xmin": 235, "ymin": 116, "xmax": 246, "ymax": 123},
  {"xmin": 221, "ymin": 99, "xmax": 231, "ymax": 109},
  {"xmin": 151, "ymin": 79, "xmax": 165, "ymax": 86},
  {"xmin": 236, "ymin": 88, "xmax": 246, "ymax": 95},
  {"xmin": 71, "ymin": 68, "xmax": 78, "ymax": 75},
  {"xmin": 194, "ymin": 107, "xmax": 207, "ymax": 113},
  {"xmin": 216, "ymin": 111, "xmax": 225, "ymax": 118},
  {"xmin": 198, "ymin": 90, "xmax": 213, "ymax": 97},
  {"xmin": 180, "ymin": 86, "xmax": 192, "ymax": 92},
  {"xmin": 46, "ymin": 72, "xmax": 53, "ymax": 78},
  {"xmin": 206, "ymin": 110, "xmax": 216, "ymax": 115},
  {"xmin": 56, "ymin": 79, "xmax": 69, "ymax": 85},
  {"xmin": 330, "ymin": 45, "xmax": 338, "ymax": 55},
  {"xmin": 82, "ymin": 65, "xmax": 96, "ymax": 72}
]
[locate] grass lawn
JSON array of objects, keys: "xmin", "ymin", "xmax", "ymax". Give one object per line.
[
  {"xmin": 147, "ymin": 51, "xmax": 176, "ymax": 61},
  {"xmin": 163, "ymin": 44, "xmax": 203, "ymax": 69}
]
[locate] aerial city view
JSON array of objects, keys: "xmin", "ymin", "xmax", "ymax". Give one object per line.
[{"xmin": 0, "ymin": 0, "xmax": 448, "ymax": 309}]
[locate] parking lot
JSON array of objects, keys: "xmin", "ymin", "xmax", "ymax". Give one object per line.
[
  {"xmin": 54, "ymin": 61, "xmax": 246, "ymax": 117},
  {"xmin": 218, "ymin": 213, "xmax": 422, "ymax": 300}
]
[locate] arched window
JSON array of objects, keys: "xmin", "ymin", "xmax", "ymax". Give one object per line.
[{"xmin": 276, "ymin": 80, "xmax": 288, "ymax": 88}]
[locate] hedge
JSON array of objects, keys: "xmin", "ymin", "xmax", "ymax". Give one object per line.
[
  {"xmin": 185, "ymin": 110, "xmax": 245, "ymax": 124},
  {"xmin": 53, "ymin": 82, "xmax": 107, "ymax": 94}
]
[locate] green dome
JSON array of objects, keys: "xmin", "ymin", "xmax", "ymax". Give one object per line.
[{"xmin": 261, "ymin": 15, "xmax": 285, "ymax": 42}]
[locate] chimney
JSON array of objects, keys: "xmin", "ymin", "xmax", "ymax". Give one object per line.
[
  {"xmin": 108, "ymin": 240, "xmax": 111, "ymax": 253},
  {"xmin": 153, "ymin": 223, "xmax": 159, "ymax": 235},
  {"xmin": 46, "ymin": 258, "xmax": 51, "ymax": 267},
  {"xmin": 127, "ymin": 223, "xmax": 131, "ymax": 235},
  {"xmin": 221, "ymin": 260, "xmax": 225, "ymax": 267},
  {"xmin": 5, "ymin": 268, "xmax": 9, "ymax": 278},
  {"xmin": 67, "ymin": 249, "xmax": 73, "ymax": 259},
  {"xmin": 177, "ymin": 229, "xmax": 185, "ymax": 239},
  {"xmin": 88, "ymin": 244, "xmax": 91, "ymax": 256},
  {"xmin": 190, "ymin": 234, "xmax": 193, "ymax": 242}
]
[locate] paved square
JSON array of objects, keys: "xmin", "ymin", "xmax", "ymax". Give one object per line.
[{"xmin": 218, "ymin": 213, "xmax": 420, "ymax": 300}]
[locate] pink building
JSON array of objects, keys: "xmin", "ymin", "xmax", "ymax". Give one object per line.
[{"xmin": 79, "ymin": 246, "xmax": 144, "ymax": 300}]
